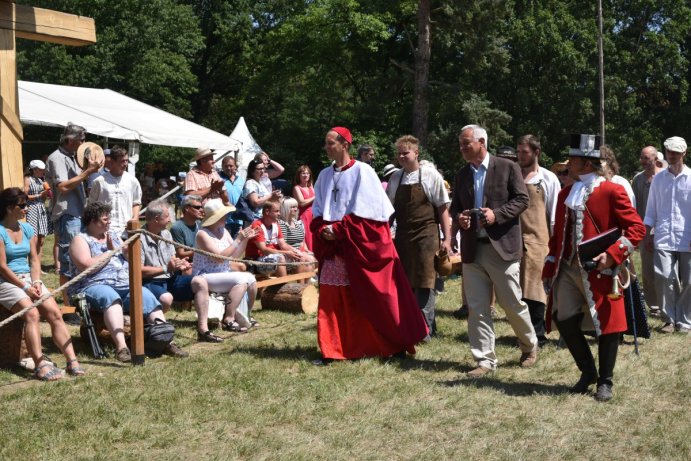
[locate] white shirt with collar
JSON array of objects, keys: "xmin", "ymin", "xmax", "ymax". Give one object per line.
[
  {"xmin": 644, "ymin": 165, "xmax": 691, "ymax": 252},
  {"xmin": 386, "ymin": 164, "xmax": 450, "ymax": 207}
]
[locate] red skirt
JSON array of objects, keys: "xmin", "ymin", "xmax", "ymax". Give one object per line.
[{"xmin": 317, "ymin": 284, "xmax": 415, "ymax": 359}]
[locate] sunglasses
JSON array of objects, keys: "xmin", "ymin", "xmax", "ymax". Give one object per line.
[
  {"xmin": 558, "ymin": 170, "xmax": 570, "ymax": 177},
  {"xmin": 16, "ymin": 203, "xmax": 27, "ymax": 209},
  {"xmin": 188, "ymin": 205, "xmax": 204, "ymax": 210}
]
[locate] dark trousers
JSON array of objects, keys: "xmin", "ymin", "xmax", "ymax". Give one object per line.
[{"xmin": 524, "ymin": 298, "xmax": 547, "ymax": 344}]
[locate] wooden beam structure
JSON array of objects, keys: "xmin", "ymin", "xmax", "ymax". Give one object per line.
[{"xmin": 0, "ymin": 1, "xmax": 96, "ymax": 190}]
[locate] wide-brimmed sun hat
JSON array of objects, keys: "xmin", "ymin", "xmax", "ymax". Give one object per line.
[
  {"xmin": 76, "ymin": 142, "xmax": 105, "ymax": 169},
  {"xmin": 193, "ymin": 147, "xmax": 214, "ymax": 162},
  {"xmin": 201, "ymin": 198, "xmax": 236, "ymax": 227}
]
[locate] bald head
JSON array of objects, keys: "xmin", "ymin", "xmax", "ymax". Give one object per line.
[{"xmin": 640, "ymin": 146, "xmax": 658, "ymax": 173}]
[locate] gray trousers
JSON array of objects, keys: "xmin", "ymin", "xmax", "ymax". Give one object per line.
[
  {"xmin": 654, "ymin": 249, "xmax": 691, "ymax": 329},
  {"xmin": 415, "ymin": 288, "xmax": 436, "ymax": 336}
]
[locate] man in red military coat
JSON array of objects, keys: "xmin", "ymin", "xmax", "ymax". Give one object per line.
[{"xmin": 542, "ymin": 134, "xmax": 645, "ymax": 402}]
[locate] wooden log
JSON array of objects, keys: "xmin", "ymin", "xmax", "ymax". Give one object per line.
[
  {"xmin": 260, "ymin": 282, "xmax": 318, "ymax": 314},
  {"xmin": 0, "ymin": 308, "xmax": 25, "ymax": 368}
]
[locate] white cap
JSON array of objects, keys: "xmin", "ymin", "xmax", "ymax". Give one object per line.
[
  {"xmin": 663, "ymin": 136, "xmax": 687, "ymax": 153},
  {"xmin": 29, "ymin": 159, "xmax": 46, "ymax": 170}
]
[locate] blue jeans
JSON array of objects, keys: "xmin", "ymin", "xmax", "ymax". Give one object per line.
[
  {"xmin": 82, "ymin": 284, "xmax": 161, "ymax": 317},
  {"xmin": 144, "ymin": 275, "xmax": 195, "ymax": 302},
  {"xmin": 55, "ymin": 214, "xmax": 82, "ymax": 276}
]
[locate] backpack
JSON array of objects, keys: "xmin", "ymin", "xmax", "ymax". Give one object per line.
[{"xmin": 144, "ymin": 319, "xmax": 175, "ymax": 357}]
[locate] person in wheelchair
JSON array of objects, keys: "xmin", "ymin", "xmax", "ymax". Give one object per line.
[
  {"xmin": 69, "ymin": 202, "xmax": 186, "ymax": 362},
  {"xmin": 139, "ymin": 199, "xmax": 222, "ymax": 343}
]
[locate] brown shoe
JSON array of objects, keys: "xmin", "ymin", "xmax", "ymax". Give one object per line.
[
  {"xmin": 466, "ymin": 366, "xmax": 493, "ymax": 378},
  {"xmin": 520, "ymin": 349, "xmax": 538, "ymax": 368},
  {"xmin": 660, "ymin": 323, "xmax": 675, "ymax": 334},
  {"xmin": 164, "ymin": 342, "xmax": 189, "ymax": 358}
]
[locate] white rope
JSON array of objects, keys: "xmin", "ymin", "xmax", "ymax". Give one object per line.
[
  {"xmin": 133, "ymin": 228, "xmax": 315, "ymax": 268},
  {"xmin": 0, "ymin": 233, "xmax": 141, "ymax": 330}
]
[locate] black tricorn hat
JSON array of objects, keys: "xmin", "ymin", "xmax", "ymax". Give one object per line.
[{"xmin": 568, "ymin": 134, "xmax": 601, "ymax": 158}]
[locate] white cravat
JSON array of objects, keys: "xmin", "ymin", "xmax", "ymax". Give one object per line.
[{"xmin": 564, "ymin": 173, "xmax": 603, "ymax": 210}]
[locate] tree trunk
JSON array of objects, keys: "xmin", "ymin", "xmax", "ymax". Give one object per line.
[{"xmin": 413, "ymin": 0, "xmax": 431, "ymax": 147}]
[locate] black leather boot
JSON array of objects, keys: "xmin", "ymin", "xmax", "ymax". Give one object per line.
[
  {"xmin": 594, "ymin": 333, "xmax": 619, "ymax": 402},
  {"xmin": 555, "ymin": 314, "xmax": 598, "ymax": 394}
]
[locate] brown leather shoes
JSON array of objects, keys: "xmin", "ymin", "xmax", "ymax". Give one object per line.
[
  {"xmin": 519, "ymin": 349, "xmax": 538, "ymax": 368},
  {"xmin": 466, "ymin": 366, "xmax": 493, "ymax": 378}
]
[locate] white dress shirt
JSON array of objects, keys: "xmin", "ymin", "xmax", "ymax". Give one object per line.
[{"xmin": 644, "ymin": 165, "xmax": 691, "ymax": 252}]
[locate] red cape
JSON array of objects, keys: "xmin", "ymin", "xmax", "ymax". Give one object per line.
[{"xmin": 311, "ymin": 215, "xmax": 428, "ymax": 355}]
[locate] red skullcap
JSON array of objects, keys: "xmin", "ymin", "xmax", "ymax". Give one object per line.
[{"xmin": 330, "ymin": 126, "xmax": 352, "ymax": 144}]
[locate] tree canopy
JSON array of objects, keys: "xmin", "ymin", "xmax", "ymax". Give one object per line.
[{"xmin": 17, "ymin": 0, "xmax": 691, "ymax": 177}]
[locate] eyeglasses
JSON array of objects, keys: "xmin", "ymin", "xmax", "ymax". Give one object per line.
[
  {"xmin": 188, "ymin": 205, "xmax": 203, "ymax": 210},
  {"xmin": 16, "ymin": 203, "xmax": 27, "ymax": 209}
]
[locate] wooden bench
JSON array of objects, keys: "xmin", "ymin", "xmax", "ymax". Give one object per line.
[{"xmin": 256, "ymin": 270, "xmax": 318, "ymax": 314}]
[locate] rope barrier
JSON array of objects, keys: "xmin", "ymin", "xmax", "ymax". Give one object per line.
[
  {"xmin": 0, "ymin": 233, "xmax": 141, "ymax": 330},
  {"xmin": 132, "ymin": 228, "xmax": 315, "ymax": 268}
]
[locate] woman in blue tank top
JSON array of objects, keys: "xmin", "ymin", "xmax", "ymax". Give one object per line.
[{"xmin": 0, "ymin": 187, "xmax": 84, "ymax": 381}]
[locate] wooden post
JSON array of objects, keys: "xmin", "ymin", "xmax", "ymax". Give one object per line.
[
  {"xmin": 127, "ymin": 220, "xmax": 145, "ymax": 366},
  {"xmin": 0, "ymin": 2, "xmax": 96, "ymax": 189}
]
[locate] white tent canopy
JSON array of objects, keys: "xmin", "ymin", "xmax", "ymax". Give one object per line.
[
  {"xmin": 18, "ymin": 81, "xmax": 240, "ymax": 152},
  {"xmin": 228, "ymin": 116, "xmax": 263, "ymax": 170}
]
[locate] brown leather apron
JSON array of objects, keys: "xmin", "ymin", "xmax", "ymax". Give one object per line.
[
  {"xmin": 520, "ymin": 180, "xmax": 550, "ymax": 303},
  {"xmin": 393, "ymin": 170, "xmax": 439, "ymax": 289}
]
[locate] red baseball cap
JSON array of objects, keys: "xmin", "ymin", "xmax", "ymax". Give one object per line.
[{"xmin": 330, "ymin": 126, "xmax": 352, "ymax": 144}]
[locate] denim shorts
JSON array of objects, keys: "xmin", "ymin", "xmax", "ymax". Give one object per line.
[
  {"xmin": 82, "ymin": 284, "xmax": 161, "ymax": 317},
  {"xmin": 144, "ymin": 275, "xmax": 195, "ymax": 302}
]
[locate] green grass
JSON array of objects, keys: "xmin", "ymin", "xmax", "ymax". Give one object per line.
[{"xmin": 0, "ymin": 236, "xmax": 689, "ymax": 460}]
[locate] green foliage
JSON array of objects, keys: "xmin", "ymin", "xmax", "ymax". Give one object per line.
[{"xmin": 15, "ymin": 0, "xmax": 691, "ymax": 181}]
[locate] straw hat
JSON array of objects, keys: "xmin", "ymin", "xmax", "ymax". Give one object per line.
[
  {"xmin": 193, "ymin": 147, "xmax": 214, "ymax": 162},
  {"xmin": 201, "ymin": 199, "xmax": 236, "ymax": 227},
  {"xmin": 76, "ymin": 142, "xmax": 105, "ymax": 169}
]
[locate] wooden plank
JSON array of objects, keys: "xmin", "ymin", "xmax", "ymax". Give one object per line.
[
  {"xmin": 59, "ymin": 306, "xmax": 76, "ymax": 315},
  {"xmin": 256, "ymin": 270, "xmax": 317, "ymax": 289},
  {"xmin": 127, "ymin": 220, "xmax": 145, "ymax": 365},
  {"xmin": 0, "ymin": 3, "xmax": 96, "ymax": 46}
]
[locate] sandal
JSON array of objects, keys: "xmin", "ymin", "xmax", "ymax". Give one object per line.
[
  {"xmin": 221, "ymin": 320, "xmax": 248, "ymax": 334},
  {"xmin": 250, "ymin": 317, "xmax": 260, "ymax": 327},
  {"xmin": 66, "ymin": 358, "xmax": 86, "ymax": 377},
  {"xmin": 115, "ymin": 347, "xmax": 132, "ymax": 363},
  {"xmin": 197, "ymin": 330, "xmax": 224, "ymax": 343},
  {"xmin": 34, "ymin": 361, "xmax": 63, "ymax": 381}
]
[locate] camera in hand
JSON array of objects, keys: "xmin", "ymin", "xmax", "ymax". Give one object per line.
[{"xmin": 468, "ymin": 208, "xmax": 486, "ymax": 224}]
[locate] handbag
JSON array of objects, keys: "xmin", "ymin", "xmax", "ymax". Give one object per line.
[
  {"xmin": 434, "ymin": 246, "xmax": 453, "ymax": 276},
  {"xmin": 232, "ymin": 195, "xmax": 256, "ymax": 223},
  {"xmin": 144, "ymin": 318, "xmax": 175, "ymax": 357}
]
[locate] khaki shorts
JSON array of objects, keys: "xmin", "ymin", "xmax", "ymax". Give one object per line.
[{"xmin": 0, "ymin": 273, "xmax": 50, "ymax": 310}]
